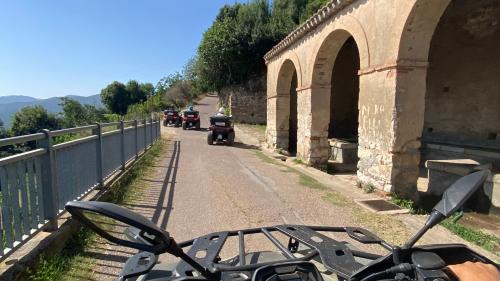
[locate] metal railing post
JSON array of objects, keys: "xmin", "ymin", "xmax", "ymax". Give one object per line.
[
  {"xmin": 157, "ymin": 118, "xmax": 161, "ymax": 140},
  {"xmin": 93, "ymin": 123, "xmax": 103, "ymax": 188},
  {"xmin": 134, "ymin": 120, "xmax": 139, "ymax": 159},
  {"xmin": 120, "ymin": 121, "xmax": 125, "ymax": 170},
  {"xmin": 37, "ymin": 130, "xmax": 58, "ymax": 231},
  {"xmin": 155, "ymin": 118, "xmax": 158, "ymax": 140},
  {"xmin": 150, "ymin": 118, "xmax": 154, "ymax": 146},
  {"xmin": 144, "ymin": 119, "xmax": 147, "ymax": 151}
]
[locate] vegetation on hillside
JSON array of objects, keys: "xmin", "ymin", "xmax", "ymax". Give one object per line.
[{"xmin": 192, "ymin": 0, "xmax": 329, "ymax": 93}]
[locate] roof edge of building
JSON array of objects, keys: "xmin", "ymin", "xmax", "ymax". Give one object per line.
[{"xmin": 264, "ymin": 0, "xmax": 356, "ymax": 63}]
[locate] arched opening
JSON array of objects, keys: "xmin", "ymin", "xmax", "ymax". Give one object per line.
[
  {"xmin": 311, "ymin": 30, "xmax": 360, "ymax": 171},
  {"xmin": 275, "ymin": 60, "xmax": 299, "ymax": 155},
  {"xmin": 418, "ymin": 0, "xmax": 500, "ymax": 212},
  {"xmin": 329, "ymin": 37, "xmax": 360, "ymax": 141}
]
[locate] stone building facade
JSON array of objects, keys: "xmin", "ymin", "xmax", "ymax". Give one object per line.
[{"xmin": 264, "ymin": 0, "xmax": 500, "ymax": 203}]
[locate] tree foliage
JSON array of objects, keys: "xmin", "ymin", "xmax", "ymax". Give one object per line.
[
  {"xmin": 154, "ymin": 72, "xmax": 198, "ymax": 110},
  {"xmin": 59, "ymin": 97, "xmax": 108, "ymax": 128},
  {"xmin": 100, "ymin": 80, "xmax": 152, "ymax": 115},
  {"xmin": 10, "ymin": 106, "xmax": 61, "ymax": 136},
  {"xmin": 194, "ymin": 0, "xmax": 329, "ymax": 92}
]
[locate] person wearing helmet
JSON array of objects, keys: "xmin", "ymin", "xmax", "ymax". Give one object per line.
[{"xmin": 216, "ymin": 107, "xmax": 225, "ymax": 116}]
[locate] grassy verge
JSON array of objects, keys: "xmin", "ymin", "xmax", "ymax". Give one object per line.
[
  {"xmin": 389, "ymin": 194, "xmax": 499, "ymax": 255},
  {"xmin": 28, "ymin": 139, "xmax": 168, "ymax": 281},
  {"xmin": 252, "ymin": 149, "xmax": 412, "ymax": 245},
  {"xmin": 441, "ymin": 216, "xmax": 500, "ymax": 254},
  {"xmin": 253, "ymin": 124, "xmax": 266, "ymax": 134}
]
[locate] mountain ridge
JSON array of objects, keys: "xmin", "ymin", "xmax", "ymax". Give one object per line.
[{"xmin": 0, "ymin": 94, "xmax": 103, "ymax": 127}]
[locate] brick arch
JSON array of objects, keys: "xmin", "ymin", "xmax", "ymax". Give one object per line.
[
  {"xmin": 397, "ymin": 0, "xmax": 451, "ymax": 62},
  {"xmin": 309, "ymin": 16, "xmax": 370, "ymax": 87},
  {"xmin": 275, "ymin": 52, "xmax": 302, "ymax": 94},
  {"xmin": 272, "ymin": 57, "xmax": 301, "ymax": 152}
]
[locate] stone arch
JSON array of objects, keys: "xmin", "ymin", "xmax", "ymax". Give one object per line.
[
  {"xmin": 310, "ymin": 16, "xmax": 370, "ymax": 87},
  {"xmin": 397, "ymin": 0, "xmax": 451, "ymax": 62},
  {"xmin": 276, "ymin": 51, "xmax": 302, "ymax": 92},
  {"xmin": 302, "ymin": 21, "xmax": 367, "ymax": 166},
  {"xmin": 395, "ymin": 0, "xmax": 500, "ymax": 209},
  {"xmin": 274, "ymin": 58, "xmax": 301, "ymax": 154}
]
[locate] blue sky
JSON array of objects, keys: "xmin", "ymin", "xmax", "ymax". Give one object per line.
[{"xmin": 0, "ymin": 0, "xmax": 236, "ymax": 99}]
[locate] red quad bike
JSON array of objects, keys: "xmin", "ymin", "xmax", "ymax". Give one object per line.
[
  {"xmin": 163, "ymin": 107, "xmax": 181, "ymax": 127},
  {"xmin": 181, "ymin": 110, "xmax": 201, "ymax": 130},
  {"xmin": 207, "ymin": 116, "xmax": 235, "ymax": 145}
]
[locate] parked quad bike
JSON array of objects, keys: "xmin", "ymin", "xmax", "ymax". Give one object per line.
[
  {"xmin": 182, "ymin": 110, "xmax": 201, "ymax": 130},
  {"xmin": 207, "ymin": 116, "xmax": 235, "ymax": 146},
  {"xmin": 65, "ymin": 170, "xmax": 498, "ymax": 281},
  {"xmin": 163, "ymin": 108, "xmax": 181, "ymax": 127}
]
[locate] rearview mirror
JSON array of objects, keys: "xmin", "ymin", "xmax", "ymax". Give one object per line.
[
  {"xmin": 65, "ymin": 201, "xmax": 172, "ymax": 254},
  {"xmin": 403, "ymin": 170, "xmax": 489, "ymax": 249},
  {"xmin": 432, "ymin": 169, "xmax": 489, "ymax": 218}
]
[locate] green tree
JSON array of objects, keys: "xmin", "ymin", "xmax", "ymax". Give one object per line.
[
  {"xmin": 300, "ymin": 0, "xmax": 330, "ymax": 22},
  {"xmin": 140, "ymin": 83, "xmax": 155, "ymax": 96},
  {"xmin": 194, "ymin": 0, "xmax": 329, "ymax": 92},
  {"xmin": 59, "ymin": 97, "xmax": 108, "ymax": 127},
  {"xmin": 10, "ymin": 105, "xmax": 61, "ymax": 136},
  {"xmin": 162, "ymin": 81, "xmax": 194, "ymax": 108},
  {"xmin": 156, "ymin": 73, "xmax": 184, "ymax": 95},
  {"xmin": 59, "ymin": 97, "xmax": 88, "ymax": 127},
  {"xmin": 125, "ymin": 80, "xmax": 149, "ymax": 105},
  {"xmin": 100, "ymin": 81, "xmax": 130, "ymax": 115}
]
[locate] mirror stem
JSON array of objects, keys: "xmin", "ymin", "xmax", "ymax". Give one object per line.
[{"xmin": 403, "ymin": 210, "xmax": 444, "ymax": 249}]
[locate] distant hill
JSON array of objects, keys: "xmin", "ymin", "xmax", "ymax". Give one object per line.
[
  {"xmin": 0, "ymin": 94, "xmax": 103, "ymax": 128},
  {"xmin": 0, "ymin": 95, "xmax": 38, "ymax": 104}
]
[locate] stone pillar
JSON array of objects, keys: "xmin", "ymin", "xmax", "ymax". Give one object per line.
[
  {"xmin": 357, "ymin": 62, "xmax": 426, "ymax": 196},
  {"xmin": 266, "ymin": 93, "xmax": 290, "ymax": 150},
  {"xmin": 296, "ymin": 86, "xmax": 331, "ymax": 166}
]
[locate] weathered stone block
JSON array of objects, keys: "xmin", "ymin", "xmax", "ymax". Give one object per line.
[{"xmin": 329, "ymin": 139, "xmax": 358, "ymax": 164}]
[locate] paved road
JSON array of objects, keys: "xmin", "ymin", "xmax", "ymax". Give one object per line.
[
  {"xmin": 66, "ymin": 96, "xmax": 402, "ymax": 279},
  {"xmin": 160, "ymin": 96, "xmax": 352, "ymax": 235}
]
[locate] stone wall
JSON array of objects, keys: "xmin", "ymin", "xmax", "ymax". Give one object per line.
[
  {"xmin": 424, "ymin": 0, "xmax": 500, "ymax": 144},
  {"xmin": 223, "ymin": 77, "xmax": 267, "ymax": 124}
]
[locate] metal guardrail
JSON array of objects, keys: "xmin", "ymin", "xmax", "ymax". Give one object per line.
[{"xmin": 0, "ymin": 118, "xmax": 161, "ymax": 259}]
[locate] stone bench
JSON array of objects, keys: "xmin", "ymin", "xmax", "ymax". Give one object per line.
[
  {"xmin": 329, "ymin": 139, "xmax": 358, "ymax": 164},
  {"xmin": 425, "ymin": 159, "xmax": 499, "ymax": 213}
]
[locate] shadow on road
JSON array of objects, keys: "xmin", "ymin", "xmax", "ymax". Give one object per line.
[
  {"xmin": 231, "ymin": 142, "xmax": 260, "ymax": 150},
  {"xmin": 151, "ymin": 140, "xmax": 181, "ymax": 229}
]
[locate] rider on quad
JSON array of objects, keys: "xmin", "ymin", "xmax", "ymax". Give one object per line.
[
  {"xmin": 207, "ymin": 107, "xmax": 235, "ymax": 145},
  {"xmin": 181, "ymin": 105, "xmax": 201, "ymax": 130},
  {"xmin": 163, "ymin": 105, "xmax": 181, "ymax": 127},
  {"xmin": 215, "ymin": 107, "xmax": 225, "ymax": 116}
]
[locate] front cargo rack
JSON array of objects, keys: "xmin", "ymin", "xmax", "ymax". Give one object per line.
[{"xmin": 174, "ymin": 225, "xmax": 393, "ymax": 280}]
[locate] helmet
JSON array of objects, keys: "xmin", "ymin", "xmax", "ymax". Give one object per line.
[
  {"xmin": 188, "ymin": 105, "xmax": 194, "ymax": 111},
  {"xmin": 218, "ymin": 107, "xmax": 225, "ymax": 114}
]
